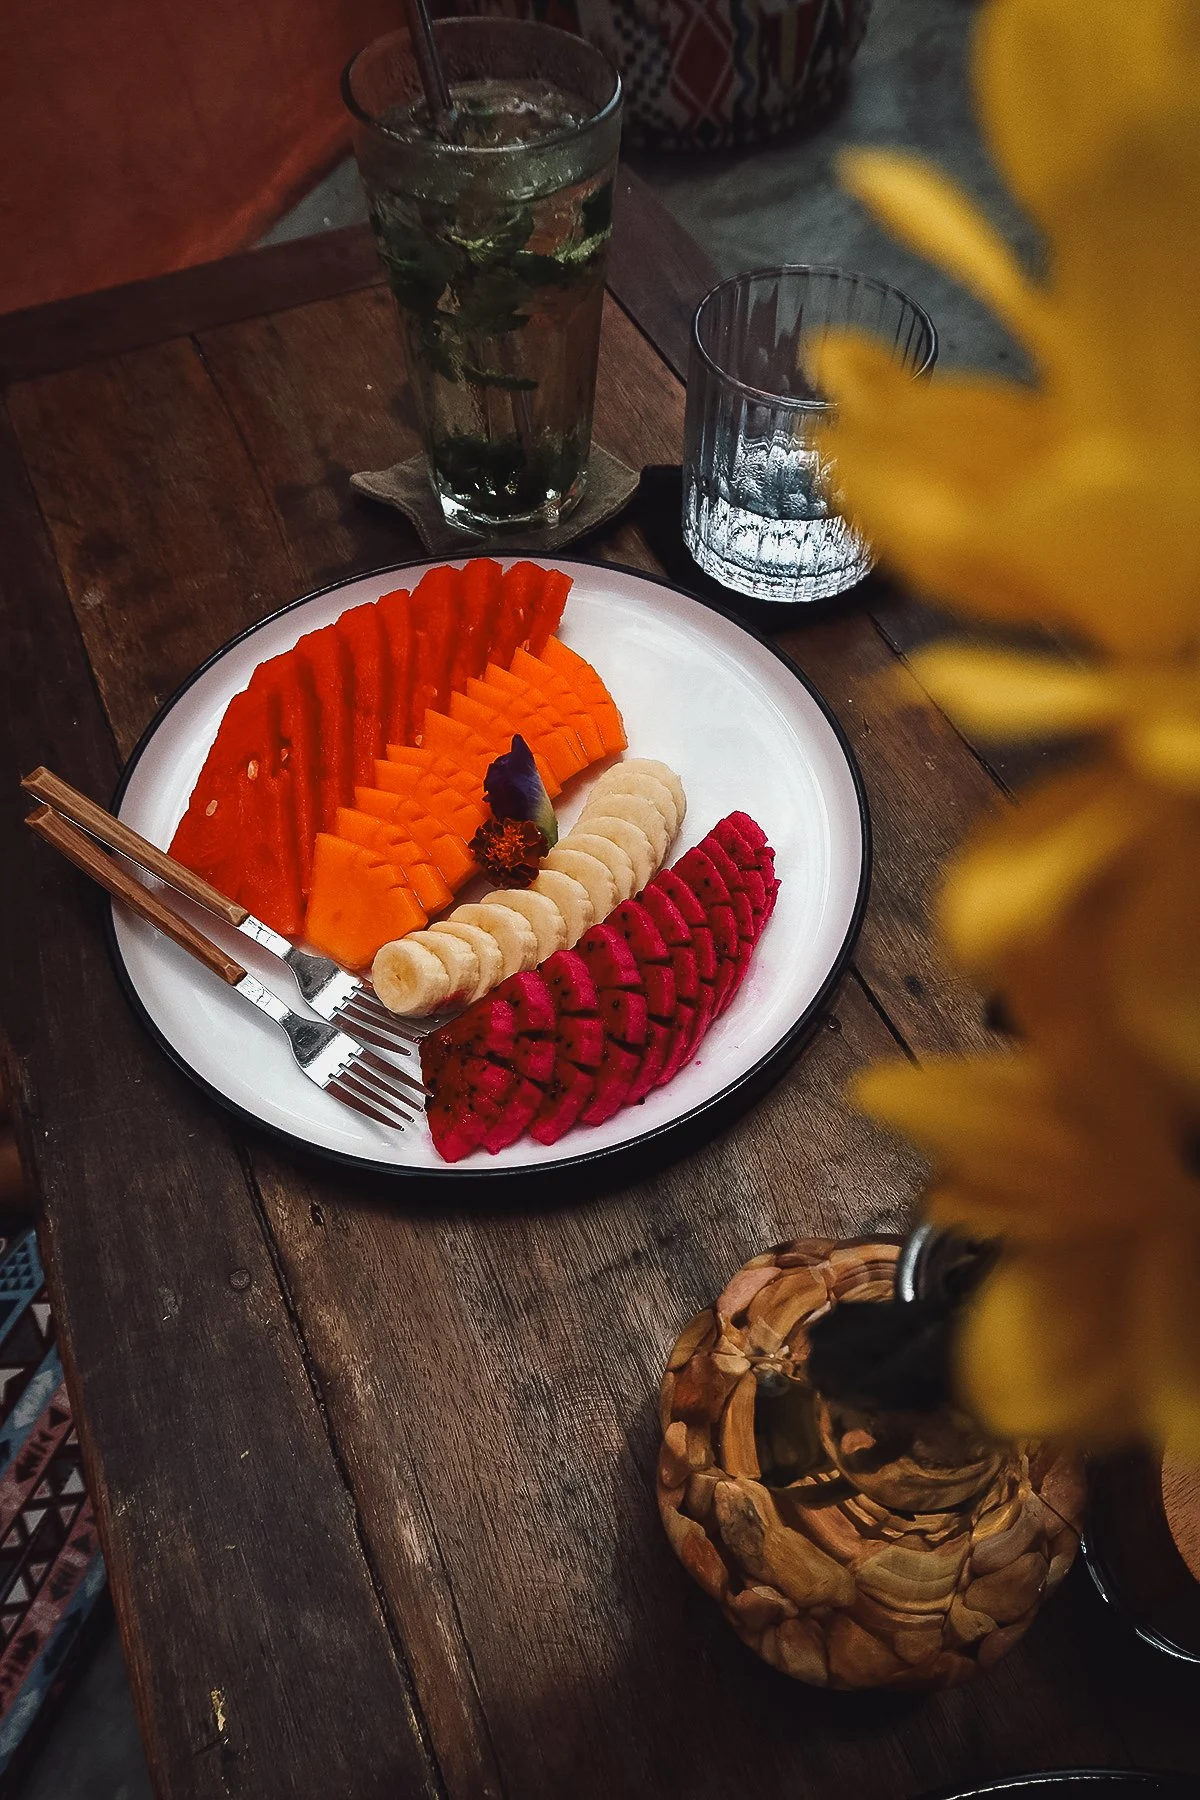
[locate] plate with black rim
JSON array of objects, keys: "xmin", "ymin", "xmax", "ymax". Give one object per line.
[
  {"xmin": 916, "ymin": 1775, "xmax": 1194, "ymax": 1798},
  {"xmin": 109, "ymin": 557, "xmax": 869, "ymax": 1183}
]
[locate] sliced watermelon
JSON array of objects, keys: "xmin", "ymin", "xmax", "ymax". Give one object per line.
[
  {"xmin": 493, "ymin": 561, "xmax": 542, "ymax": 669},
  {"xmin": 377, "ymin": 586, "xmax": 414, "ymax": 746},
  {"xmin": 452, "ymin": 558, "xmax": 503, "ymax": 695},
  {"xmin": 410, "ymin": 564, "xmax": 460, "ymax": 726},
  {"xmin": 295, "ymin": 623, "xmax": 354, "ymax": 832},
  {"xmin": 337, "ymin": 600, "xmax": 389, "ymax": 786},
  {"xmin": 526, "ymin": 568, "xmax": 572, "ymax": 654}
]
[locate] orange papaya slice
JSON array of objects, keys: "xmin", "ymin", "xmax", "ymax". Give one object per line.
[
  {"xmin": 508, "ymin": 647, "xmax": 607, "ymax": 760},
  {"xmin": 304, "ymin": 833, "xmax": 426, "ymax": 970},
  {"xmin": 534, "ymin": 639, "xmax": 627, "ymax": 753},
  {"xmin": 334, "ymin": 808, "xmax": 454, "ymax": 913}
]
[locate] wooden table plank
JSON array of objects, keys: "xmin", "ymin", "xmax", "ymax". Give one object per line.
[{"xmin": 0, "ymin": 402, "xmax": 439, "ymax": 1799}]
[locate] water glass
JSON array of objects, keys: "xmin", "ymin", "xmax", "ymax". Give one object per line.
[
  {"xmin": 683, "ymin": 267, "xmax": 936, "ymax": 603},
  {"xmin": 345, "ymin": 23, "xmax": 622, "ymax": 534}
]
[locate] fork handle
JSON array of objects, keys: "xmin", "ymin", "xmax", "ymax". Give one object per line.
[
  {"xmin": 21, "ymin": 766, "xmax": 249, "ymax": 928},
  {"xmin": 27, "ymin": 805, "xmax": 248, "ymax": 985}
]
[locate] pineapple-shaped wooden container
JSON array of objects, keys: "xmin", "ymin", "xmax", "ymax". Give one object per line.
[{"xmin": 657, "ymin": 1238, "xmax": 1086, "ymax": 1688}]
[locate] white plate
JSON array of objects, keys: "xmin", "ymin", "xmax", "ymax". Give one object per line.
[{"xmin": 110, "ymin": 558, "xmax": 869, "ymax": 1182}]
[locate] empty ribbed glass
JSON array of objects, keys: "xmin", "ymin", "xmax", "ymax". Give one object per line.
[{"xmin": 683, "ymin": 267, "xmax": 937, "ymax": 603}]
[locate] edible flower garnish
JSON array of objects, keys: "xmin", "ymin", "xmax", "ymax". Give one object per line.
[{"xmin": 470, "ymin": 735, "xmax": 558, "ymax": 886}]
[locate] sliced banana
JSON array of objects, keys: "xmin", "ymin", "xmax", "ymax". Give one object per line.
[
  {"xmin": 563, "ymin": 830, "xmax": 636, "ymax": 901},
  {"xmin": 428, "ymin": 921, "xmax": 503, "ymax": 1001},
  {"xmin": 404, "ymin": 928, "xmax": 479, "ymax": 1004},
  {"xmin": 589, "ymin": 767, "xmax": 681, "ymax": 837},
  {"xmin": 531, "ymin": 868, "xmax": 594, "ymax": 948},
  {"xmin": 482, "ymin": 888, "xmax": 567, "ymax": 961},
  {"xmin": 371, "ymin": 938, "xmax": 451, "ymax": 1016},
  {"xmin": 607, "ymin": 758, "xmax": 686, "ymax": 825},
  {"xmin": 578, "ymin": 791, "xmax": 669, "ymax": 862},
  {"xmin": 577, "ymin": 814, "xmax": 656, "ymax": 891},
  {"xmin": 543, "ymin": 845, "xmax": 619, "ymax": 919},
  {"xmin": 449, "ymin": 902, "xmax": 537, "ymax": 977}
]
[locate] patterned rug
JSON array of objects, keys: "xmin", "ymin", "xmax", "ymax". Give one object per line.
[{"xmin": 0, "ymin": 1228, "xmax": 106, "ymax": 1783}]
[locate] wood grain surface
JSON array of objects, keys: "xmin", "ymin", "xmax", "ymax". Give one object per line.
[{"xmin": 2, "ymin": 173, "xmax": 1197, "ymax": 1798}]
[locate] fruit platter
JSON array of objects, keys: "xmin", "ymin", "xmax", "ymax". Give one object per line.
[{"xmin": 109, "ymin": 557, "xmax": 869, "ymax": 1180}]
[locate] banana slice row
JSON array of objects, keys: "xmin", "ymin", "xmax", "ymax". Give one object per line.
[{"xmin": 371, "ymin": 758, "xmax": 685, "ymax": 1016}]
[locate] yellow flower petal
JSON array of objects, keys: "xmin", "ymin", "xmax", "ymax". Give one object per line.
[
  {"xmin": 1123, "ymin": 715, "xmax": 1200, "ymax": 792},
  {"xmin": 939, "ymin": 764, "xmax": 1146, "ymax": 971},
  {"xmin": 1109, "ymin": 819, "xmax": 1200, "ymax": 1091},
  {"xmin": 907, "ymin": 646, "xmax": 1130, "ymax": 739},
  {"xmin": 837, "ymin": 148, "xmax": 1049, "ymax": 356},
  {"xmin": 958, "ymin": 1238, "xmax": 1141, "ymax": 1444}
]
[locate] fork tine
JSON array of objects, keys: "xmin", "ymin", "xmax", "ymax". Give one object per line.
[
  {"xmin": 346, "ymin": 1056, "xmax": 427, "ymax": 1115},
  {"xmin": 326, "ymin": 1075, "xmax": 410, "ymax": 1132},
  {"xmin": 336, "ymin": 1067, "xmax": 420, "ymax": 1127},
  {"xmin": 332, "ymin": 1008, "xmax": 429, "ymax": 1060},
  {"xmin": 340, "ymin": 991, "xmax": 426, "ymax": 1042},
  {"xmin": 352, "ymin": 1046, "xmax": 429, "ymax": 1098}
]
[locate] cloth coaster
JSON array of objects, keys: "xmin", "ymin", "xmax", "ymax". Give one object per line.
[{"xmin": 351, "ymin": 446, "xmax": 640, "ymax": 555}]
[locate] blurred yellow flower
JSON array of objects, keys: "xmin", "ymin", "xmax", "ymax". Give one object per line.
[
  {"xmin": 821, "ymin": 0, "xmax": 1200, "ymax": 1451},
  {"xmin": 812, "ymin": 0, "xmax": 1200, "ymax": 658},
  {"xmin": 856, "ymin": 1053, "xmax": 1200, "ymax": 1452}
]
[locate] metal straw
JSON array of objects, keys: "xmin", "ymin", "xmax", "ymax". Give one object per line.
[{"xmin": 402, "ymin": 0, "xmax": 457, "ymax": 139}]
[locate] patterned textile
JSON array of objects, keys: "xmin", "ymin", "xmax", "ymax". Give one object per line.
[
  {"xmin": 444, "ymin": 0, "xmax": 870, "ymax": 148},
  {"xmin": 0, "ymin": 1230, "xmax": 106, "ymax": 1780}
]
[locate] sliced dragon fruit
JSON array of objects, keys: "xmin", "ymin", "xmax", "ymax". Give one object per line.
[
  {"xmin": 427, "ymin": 1056, "xmax": 515, "ymax": 1162},
  {"xmin": 695, "ymin": 837, "xmax": 756, "ymax": 947},
  {"xmin": 490, "ymin": 971, "xmax": 556, "ymax": 1086},
  {"xmin": 598, "ymin": 986, "xmax": 649, "ymax": 1049},
  {"xmin": 481, "ymin": 1074, "xmax": 545, "ymax": 1153},
  {"xmin": 655, "ymin": 994, "xmax": 697, "ymax": 1087},
  {"xmin": 673, "ymin": 848, "xmax": 741, "ymax": 1010},
  {"xmin": 607, "ymin": 899, "xmax": 675, "ymax": 1019},
  {"xmin": 576, "ymin": 922, "xmax": 642, "ymax": 990},
  {"xmin": 725, "ymin": 810, "xmax": 769, "ymax": 856},
  {"xmin": 556, "ymin": 1011, "xmax": 603, "ymax": 1069},
  {"xmin": 578, "ymin": 1038, "xmax": 641, "ymax": 1127},
  {"xmin": 539, "ymin": 949, "xmax": 599, "ymax": 1019},
  {"xmin": 530, "ymin": 1062, "xmax": 597, "ymax": 1145},
  {"xmin": 707, "ymin": 818, "xmax": 770, "ymax": 926},
  {"xmin": 627, "ymin": 1017, "xmax": 673, "ymax": 1104},
  {"xmin": 649, "ymin": 868, "xmax": 718, "ymax": 982}
]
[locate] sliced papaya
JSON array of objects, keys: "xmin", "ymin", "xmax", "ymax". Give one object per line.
[
  {"xmin": 536, "ymin": 638, "xmax": 627, "ymax": 753},
  {"xmin": 337, "ymin": 600, "xmax": 389, "ymax": 786},
  {"xmin": 304, "ymin": 833, "xmax": 426, "ymax": 969},
  {"xmin": 508, "ymin": 647, "xmax": 607, "ymax": 760},
  {"xmin": 334, "ymin": 807, "xmax": 454, "ymax": 912},
  {"xmin": 449, "ymin": 689, "xmax": 509, "ymax": 738},
  {"xmin": 366, "ymin": 769, "xmax": 486, "ymax": 840},
  {"xmin": 377, "ymin": 585, "xmax": 414, "ymax": 746},
  {"xmin": 384, "ymin": 744, "xmax": 480, "ymax": 802},
  {"xmin": 420, "ymin": 707, "xmax": 496, "ymax": 772}
]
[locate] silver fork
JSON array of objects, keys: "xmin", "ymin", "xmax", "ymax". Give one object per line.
[
  {"xmin": 26, "ymin": 805, "xmax": 424, "ymax": 1132},
  {"xmin": 21, "ymin": 767, "xmax": 426, "ymax": 1058}
]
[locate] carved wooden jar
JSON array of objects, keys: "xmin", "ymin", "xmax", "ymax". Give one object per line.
[{"xmin": 657, "ymin": 1238, "xmax": 1086, "ymax": 1688}]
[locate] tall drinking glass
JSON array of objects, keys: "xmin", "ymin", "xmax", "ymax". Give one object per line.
[
  {"xmin": 344, "ymin": 22, "xmax": 622, "ymax": 534},
  {"xmin": 683, "ymin": 267, "xmax": 936, "ymax": 603}
]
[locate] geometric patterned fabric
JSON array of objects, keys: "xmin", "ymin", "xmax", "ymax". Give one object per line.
[
  {"xmin": 442, "ymin": 0, "xmax": 871, "ymax": 149},
  {"xmin": 0, "ymin": 1229, "xmax": 106, "ymax": 1780}
]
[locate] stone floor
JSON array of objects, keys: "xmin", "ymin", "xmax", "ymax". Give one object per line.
[{"xmin": 20, "ymin": 1, "xmax": 999, "ymax": 1791}]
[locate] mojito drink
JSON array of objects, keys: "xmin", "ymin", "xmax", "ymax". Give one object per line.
[{"xmin": 346, "ymin": 25, "xmax": 623, "ymax": 532}]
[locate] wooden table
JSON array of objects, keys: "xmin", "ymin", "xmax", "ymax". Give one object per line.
[{"xmin": 1, "ymin": 173, "xmax": 1196, "ymax": 1799}]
